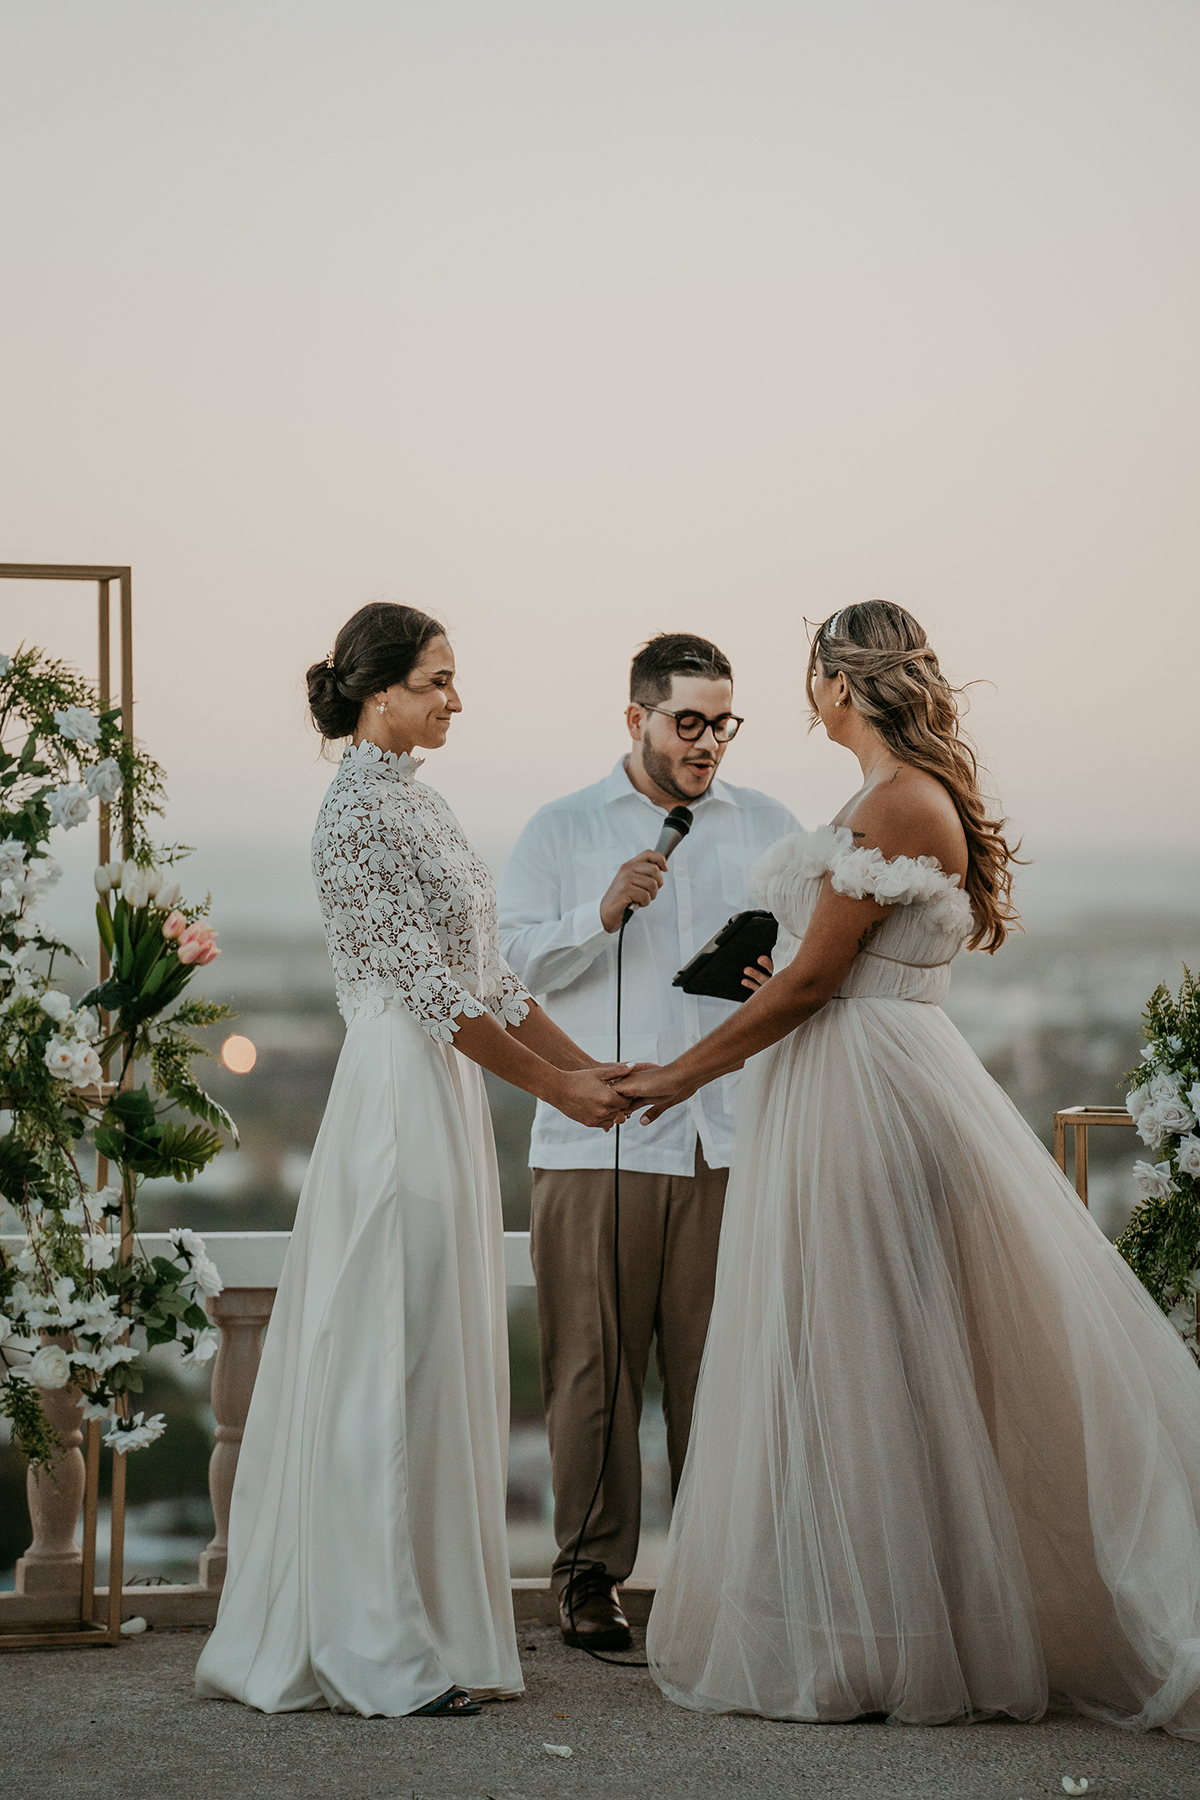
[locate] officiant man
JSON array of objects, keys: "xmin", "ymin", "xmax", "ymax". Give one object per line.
[{"xmin": 497, "ymin": 632, "xmax": 800, "ymax": 1650}]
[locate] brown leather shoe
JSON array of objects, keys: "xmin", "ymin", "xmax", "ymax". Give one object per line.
[{"xmin": 559, "ymin": 1571, "xmax": 633, "ymax": 1651}]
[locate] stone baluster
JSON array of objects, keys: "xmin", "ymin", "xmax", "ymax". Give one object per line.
[
  {"xmin": 14, "ymin": 1380, "xmax": 86, "ymax": 1604},
  {"xmin": 199, "ymin": 1287, "xmax": 274, "ymax": 1591}
]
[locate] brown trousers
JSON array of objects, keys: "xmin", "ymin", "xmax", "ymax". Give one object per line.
[{"xmin": 530, "ymin": 1146, "xmax": 727, "ymax": 1593}]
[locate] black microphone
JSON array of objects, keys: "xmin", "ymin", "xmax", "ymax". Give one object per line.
[{"xmin": 622, "ymin": 805, "xmax": 693, "ymax": 924}]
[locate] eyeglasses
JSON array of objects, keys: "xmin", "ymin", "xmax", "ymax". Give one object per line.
[{"xmin": 639, "ymin": 706, "xmax": 744, "ymax": 744}]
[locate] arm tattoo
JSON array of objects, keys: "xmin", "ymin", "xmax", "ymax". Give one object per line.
[{"xmin": 856, "ymin": 918, "xmax": 884, "ymax": 954}]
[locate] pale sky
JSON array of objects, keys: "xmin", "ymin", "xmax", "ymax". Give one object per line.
[{"xmin": 2, "ymin": 1, "xmax": 1197, "ymax": 936}]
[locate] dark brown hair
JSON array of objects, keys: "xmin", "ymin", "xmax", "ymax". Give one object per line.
[
  {"xmin": 806, "ymin": 600, "xmax": 1020, "ymax": 952},
  {"xmin": 630, "ymin": 632, "xmax": 732, "ymax": 705},
  {"xmin": 306, "ymin": 602, "xmax": 444, "ymax": 743}
]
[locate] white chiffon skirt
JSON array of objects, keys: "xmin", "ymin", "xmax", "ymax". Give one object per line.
[
  {"xmin": 195, "ymin": 1001, "xmax": 522, "ymax": 1715},
  {"xmin": 647, "ymin": 996, "xmax": 1200, "ymax": 1739}
]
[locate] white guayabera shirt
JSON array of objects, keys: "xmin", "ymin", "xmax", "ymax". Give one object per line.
[{"xmin": 498, "ymin": 760, "xmax": 801, "ymax": 1176}]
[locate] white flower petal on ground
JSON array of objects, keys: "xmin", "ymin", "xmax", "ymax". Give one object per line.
[
  {"xmin": 52, "ymin": 705, "xmax": 101, "ymax": 745},
  {"xmin": 27, "ymin": 1344, "xmax": 72, "ymax": 1389},
  {"xmin": 1062, "ymin": 1780, "xmax": 1090, "ymax": 1796},
  {"xmin": 119, "ymin": 1616, "xmax": 148, "ymax": 1635},
  {"xmin": 542, "ymin": 1744, "xmax": 573, "ymax": 1757}
]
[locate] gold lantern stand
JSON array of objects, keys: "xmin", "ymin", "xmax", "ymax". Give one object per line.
[
  {"xmin": 0, "ymin": 563, "xmax": 133, "ymax": 1649},
  {"xmin": 1053, "ymin": 1105, "xmax": 1135, "ymax": 1207}
]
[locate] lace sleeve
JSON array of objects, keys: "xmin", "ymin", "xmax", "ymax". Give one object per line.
[
  {"xmin": 489, "ymin": 954, "xmax": 533, "ymax": 1029},
  {"xmin": 318, "ymin": 799, "xmax": 490, "ymax": 1042}
]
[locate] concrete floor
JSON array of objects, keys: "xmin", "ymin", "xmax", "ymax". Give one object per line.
[{"xmin": 2, "ymin": 1624, "xmax": 1198, "ymax": 1800}]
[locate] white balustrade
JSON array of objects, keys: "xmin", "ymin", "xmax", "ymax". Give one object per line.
[{"xmin": 0, "ymin": 1231, "xmax": 537, "ymax": 1621}]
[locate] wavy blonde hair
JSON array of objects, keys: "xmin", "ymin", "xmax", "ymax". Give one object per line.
[{"xmin": 806, "ymin": 600, "xmax": 1020, "ymax": 952}]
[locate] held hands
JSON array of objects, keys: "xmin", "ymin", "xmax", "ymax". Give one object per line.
[
  {"xmin": 552, "ymin": 1063, "xmax": 647, "ymax": 1131},
  {"xmin": 600, "ymin": 851, "xmax": 668, "ymax": 933},
  {"xmin": 612, "ymin": 1061, "xmax": 699, "ymax": 1125}
]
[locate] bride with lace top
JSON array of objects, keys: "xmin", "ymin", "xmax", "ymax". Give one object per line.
[
  {"xmin": 197, "ymin": 604, "xmax": 631, "ymax": 1718},
  {"xmin": 617, "ymin": 601, "xmax": 1200, "ymax": 1740}
]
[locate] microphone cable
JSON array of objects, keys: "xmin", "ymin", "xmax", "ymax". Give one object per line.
[{"xmin": 562, "ymin": 908, "xmax": 649, "ymax": 1668}]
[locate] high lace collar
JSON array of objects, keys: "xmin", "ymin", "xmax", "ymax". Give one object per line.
[{"xmin": 342, "ymin": 739, "xmax": 424, "ymax": 782}]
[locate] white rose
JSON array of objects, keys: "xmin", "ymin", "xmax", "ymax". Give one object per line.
[
  {"xmin": 84, "ymin": 758, "xmax": 122, "ymax": 804},
  {"xmin": 1188, "ymin": 1084, "xmax": 1200, "ymax": 1119},
  {"xmin": 1177, "ymin": 1136, "xmax": 1200, "ymax": 1179},
  {"xmin": 43, "ymin": 1037, "xmax": 77, "ymax": 1080},
  {"xmin": 1133, "ymin": 1159, "xmax": 1176, "ymax": 1201},
  {"xmin": 1149, "ymin": 1071, "xmax": 1182, "ymax": 1105},
  {"xmin": 191, "ymin": 1254, "xmax": 223, "ymax": 1299},
  {"xmin": 168, "ymin": 1226, "xmax": 205, "ymax": 1257},
  {"xmin": 1155, "ymin": 1097, "xmax": 1196, "ymax": 1139},
  {"xmin": 27, "ymin": 1343, "xmax": 72, "ymax": 1389},
  {"xmin": 0, "ymin": 837, "xmax": 26, "ymax": 879},
  {"xmin": 52, "ymin": 705, "xmax": 101, "ymax": 746},
  {"xmin": 1136, "ymin": 1104, "xmax": 1171, "ymax": 1149},
  {"xmin": 40, "ymin": 990, "xmax": 72, "ymax": 1023},
  {"xmin": 70, "ymin": 1045, "xmax": 102, "ymax": 1088},
  {"xmin": 47, "ymin": 784, "xmax": 92, "ymax": 831},
  {"xmin": 1126, "ymin": 1086, "xmax": 1152, "ymax": 1120},
  {"xmin": 73, "ymin": 1007, "xmax": 99, "ymax": 1040}
]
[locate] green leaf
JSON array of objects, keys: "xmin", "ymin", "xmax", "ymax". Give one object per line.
[
  {"xmin": 166, "ymin": 1080, "xmax": 239, "ymax": 1143},
  {"xmin": 94, "ymin": 899, "xmax": 115, "ymax": 955}
]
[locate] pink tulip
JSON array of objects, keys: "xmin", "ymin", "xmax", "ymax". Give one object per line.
[
  {"xmin": 176, "ymin": 939, "xmax": 201, "ymax": 965},
  {"xmin": 197, "ymin": 943, "xmax": 221, "ymax": 966},
  {"xmin": 162, "ymin": 911, "xmax": 186, "ymax": 941}
]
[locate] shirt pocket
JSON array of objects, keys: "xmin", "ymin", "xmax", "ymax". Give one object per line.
[
  {"xmin": 717, "ymin": 843, "xmax": 762, "ymax": 909},
  {"xmin": 570, "ymin": 846, "xmax": 621, "ymax": 911}
]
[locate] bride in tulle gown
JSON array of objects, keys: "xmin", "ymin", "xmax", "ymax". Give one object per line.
[
  {"xmin": 197, "ymin": 604, "xmax": 630, "ymax": 1718},
  {"xmin": 618, "ymin": 601, "xmax": 1200, "ymax": 1740}
]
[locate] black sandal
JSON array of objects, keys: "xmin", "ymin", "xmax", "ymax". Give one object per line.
[{"xmin": 411, "ymin": 1687, "xmax": 482, "ymax": 1717}]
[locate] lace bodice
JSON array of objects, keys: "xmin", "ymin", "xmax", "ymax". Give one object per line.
[
  {"xmin": 751, "ymin": 824, "xmax": 975, "ymax": 1005},
  {"xmin": 312, "ymin": 741, "xmax": 531, "ymax": 1039}
]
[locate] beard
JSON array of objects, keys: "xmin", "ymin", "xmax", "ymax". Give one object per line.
[{"xmin": 639, "ymin": 736, "xmax": 716, "ymax": 804}]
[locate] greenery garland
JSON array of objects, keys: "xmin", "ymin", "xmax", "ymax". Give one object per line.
[
  {"xmin": 0, "ymin": 646, "xmax": 237, "ymax": 1470},
  {"xmin": 1116, "ymin": 968, "xmax": 1200, "ymax": 1358}
]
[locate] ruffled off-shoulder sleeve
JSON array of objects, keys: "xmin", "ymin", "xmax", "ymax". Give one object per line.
[{"xmin": 752, "ymin": 826, "xmax": 974, "ymax": 937}]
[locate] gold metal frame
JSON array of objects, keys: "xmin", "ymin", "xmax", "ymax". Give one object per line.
[
  {"xmin": 0, "ymin": 563, "xmax": 134, "ymax": 1649},
  {"xmin": 1053, "ymin": 1105, "xmax": 1135, "ymax": 1207}
]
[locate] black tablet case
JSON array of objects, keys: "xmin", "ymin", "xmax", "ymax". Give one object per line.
[{"xmin": 672, "ymin": 910, "xmax": 779, "ymax": 1005}]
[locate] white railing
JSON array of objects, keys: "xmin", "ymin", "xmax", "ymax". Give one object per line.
[{"xmin": 0, "ymin": 1230, "xmax": 551, "ymax": 1628}]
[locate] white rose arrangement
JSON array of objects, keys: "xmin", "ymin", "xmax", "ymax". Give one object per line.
[
  {"xmin": 1117, "ymin": 969, "xmax": 1200, "ymax": 1361},
  {"xmin": 0, "ymin": 647, "xmax": 237, "ymax": 1468}
]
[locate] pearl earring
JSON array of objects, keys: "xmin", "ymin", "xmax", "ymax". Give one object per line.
[{"xmin": 377, "ymin": 703, "xmax": 387, "ymax": 714}]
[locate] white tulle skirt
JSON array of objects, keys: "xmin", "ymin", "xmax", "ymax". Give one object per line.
[
  {"xmin": 647, "ymin": 996, "xmax": 1200, "ymax": 1738},
  {"xmin": 195, "ymin": 1001, "xmax": 522, "ymax": 1715}
]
